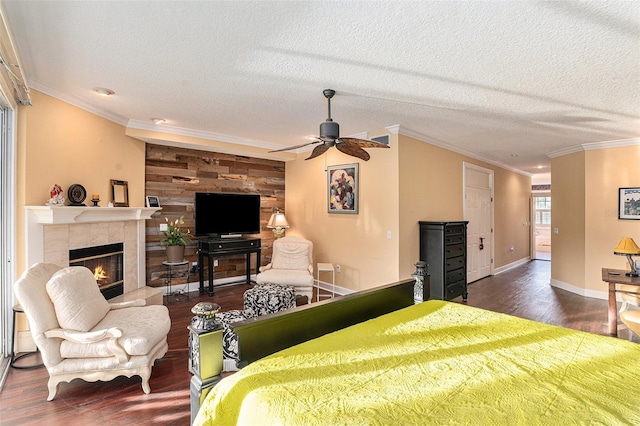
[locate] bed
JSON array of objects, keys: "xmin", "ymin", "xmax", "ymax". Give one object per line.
[{"xmin": 190, "ymin": 280, "xmax": 640, "ymax": 425}]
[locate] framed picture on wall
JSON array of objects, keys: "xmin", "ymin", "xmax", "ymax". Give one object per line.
[
  {"xmin": 618, "ymin": 187, "xmax": 640, "ymax": 219},
  {"xmin": 146, "ymin": 196, "xmax": 160, "ymax": 208},
  {"xmin": 327, "ymin": 163, "xmax": 358, "ymax": 214}
]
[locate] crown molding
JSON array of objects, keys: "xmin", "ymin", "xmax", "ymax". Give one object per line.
[
  {"xmin": 30, "ymin": 80, "xmax": 129, "ymax": 126},
  {"xmin": 126, "ymin": 119, "xmax": 283, "ymax": 151},
  {"xmin": 547, "ymin": 137, "xmax": 640, "ymax": 158},
  {"xmin": 394, "ymin": 125, "xmax": 531, "ymax": 177}
]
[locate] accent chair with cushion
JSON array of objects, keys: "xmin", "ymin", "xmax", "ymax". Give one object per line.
[
  {"xmin": 256, "ymin": 236, "xmax": 314, "ymax": 303},
  {"xmin": 13, "ymin": 263, "xmax": 171, "ymax": 401}
]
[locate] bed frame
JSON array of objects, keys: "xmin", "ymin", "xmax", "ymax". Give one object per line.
[{"xmin": 188, "ymin": 271, "xmax": 428, "ymax": 422}]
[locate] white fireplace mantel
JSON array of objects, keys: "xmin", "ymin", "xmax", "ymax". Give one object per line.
[
  {"xmin": 25, "ymin": 205, "xmax": 160, "ymax": 224},
  {"xmin": 24, "ymin": 205, "xmax": 161, "ymax": 292}
]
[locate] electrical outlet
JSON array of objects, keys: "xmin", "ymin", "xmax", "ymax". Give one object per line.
[
  {"xmin": 159, "ymin": 223, "xmax": 168, "ymax": 231},
  {"xmin": 214, "ymin": 259, "xmax": 218, "ymax": 267},
  {"xmin": 336, "ymin": 264, "xmax": 341, "ymax": 273}
]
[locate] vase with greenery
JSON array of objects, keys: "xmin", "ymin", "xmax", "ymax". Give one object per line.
[{"xmin": 161, "ymin": 216, "xmax": 191, "ymax": 263}]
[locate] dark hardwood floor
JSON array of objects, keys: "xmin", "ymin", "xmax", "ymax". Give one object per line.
[{"xmin": 0, "ymin": 260, "xmax": 632, "ymax": 425}]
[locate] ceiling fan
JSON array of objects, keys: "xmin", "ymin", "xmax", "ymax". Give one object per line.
[{"xmin": 269, "ymin": 89, "xmax": 390, "ymax": 161}]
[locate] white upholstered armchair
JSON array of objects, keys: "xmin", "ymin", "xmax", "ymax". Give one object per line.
[
  {"xmin": 256, "ymin": 236, "xmax": 314, "ymax": 302},
  {"xmin": 13, "ymin": 263, "xmax": 171, "ymax": 401}
]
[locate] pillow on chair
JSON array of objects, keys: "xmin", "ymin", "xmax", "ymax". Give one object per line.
[
  {"xmin": 272, "ymin": 243, "xmax": 310, "ymax": 271},
  {"xmin": 46, "ymin": 267, "xmax": 110, "ymax": 332}
]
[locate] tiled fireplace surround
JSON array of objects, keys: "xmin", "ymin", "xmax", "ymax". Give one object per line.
[
  {"xmin": 25, "ymin": 206, "xmax": 160, "ymax": 296},
  {"xmin": 20, "ymin": 206, "xmax": 162, "ymax": 351}
]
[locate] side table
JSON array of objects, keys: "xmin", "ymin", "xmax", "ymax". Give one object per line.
[
  {"xmin": 316, "ymin": 262, "xmax": 335, "ymax": 302},
  {"xmin": 162, "ymin": 260, "xmax": 190, "ymax": 303},
  {"xmin": 11, "ymin": 305, "xmax": 43, "ymax": 369}
]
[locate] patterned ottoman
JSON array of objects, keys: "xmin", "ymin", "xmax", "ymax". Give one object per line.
[
  {"xmin": 214, "ymin": 309, "xmax": 250, "ymax": 371},
  {"xmin": 243, "ymin": 284, "xmax": 296, "ymax": 318}
]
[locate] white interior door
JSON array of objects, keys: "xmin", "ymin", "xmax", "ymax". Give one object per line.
[{"xmin": 464, "ymin": 163, "xmax": 494, "ymax": 283}]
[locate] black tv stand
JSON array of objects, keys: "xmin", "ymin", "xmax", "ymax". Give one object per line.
[{"xmin": 197, "ymin": 237, "xmax": 261, "ymax": 296}]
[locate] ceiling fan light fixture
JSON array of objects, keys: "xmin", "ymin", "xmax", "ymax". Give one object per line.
[
  {"xmin": 320, "ymin": 120, "xmax": 339, "ymax": 141},
  {"xmin": 93, "ymin": 87, "xmax": 114, "ymax": 97}
]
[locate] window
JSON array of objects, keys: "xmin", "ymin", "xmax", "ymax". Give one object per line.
[
  {"xmin": 534, "ymin": 196, "xmax": 551, "ymax": 226},
  {"xmin": 0, "ymin": 102, "xmax": 14, "ymax": 371}
]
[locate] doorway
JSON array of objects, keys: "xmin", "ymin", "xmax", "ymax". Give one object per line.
[
  {"xmin": 463, "ymin": 162, "xmax": 494, "ymax": 283},
  {"xmin": 532, "ymin": 194, "xmax": 551, "ymax": 261}
]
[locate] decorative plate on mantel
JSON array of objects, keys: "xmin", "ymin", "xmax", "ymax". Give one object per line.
[{"xmin": 67, "ymin": 184, "xmax": 87, "ymax": 206}]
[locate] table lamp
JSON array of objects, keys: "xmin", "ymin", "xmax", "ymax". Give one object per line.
[
  {"xmin": 267, "ymin": 208, "xmax": 289, "ymax": 238},
  {"xmin": 614, "ymin": 237, "xmax": 640, "ymax": 277}
]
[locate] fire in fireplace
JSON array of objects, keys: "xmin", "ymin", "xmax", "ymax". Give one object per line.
[{"xmin": 69, "ymin": 242, "xmax": 124, "ymax": 299}]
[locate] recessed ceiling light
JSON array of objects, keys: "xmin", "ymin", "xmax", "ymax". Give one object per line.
[
  {"xmin": 93, "ymin": 87, "xmax": 114, "ymax": 97},
  {"xmin": 511, "ymin": 154, "xmax": 519, "ymax": 157},
  {"xmin": 151, "ymin": 118, "xmax": 166, "ymax": 125},
  {"xmin": 537, "ymin": 165, "xmax": 544, "ymax": 169}
]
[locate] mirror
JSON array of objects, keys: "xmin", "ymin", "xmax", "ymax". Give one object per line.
[{"xmin": 110, "ymin": 180, "xmax": 129, "ymax": 207}]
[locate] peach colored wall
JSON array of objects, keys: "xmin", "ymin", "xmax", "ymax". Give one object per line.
[
  {"xmin": 15, "ymin": 90, "xmax": 145, "ymax": 273},
  {"xmin": 492, "ymin": 167, "xmax": 531, "ymax": 267},
  {"xmin": 584, "ymin": 145, "xmax": 640, "ymax": 293},
  {"xmin": 551, "ymin": 152, "xmax": 587, "ymax": 290},
  {"xmin": 286, "ymin": 131, "xmax": 531, "ymax": 292},
  {"xmin": 551, "ymin": 145, "xmax": 640, "ymax": 297},
  {"xmin": 285, "ymin": 133, "xmax": 400, "ymax": 291},
  {"xmin": 397, "ymin": 134, "xmax": 531, "ymax": 280}
]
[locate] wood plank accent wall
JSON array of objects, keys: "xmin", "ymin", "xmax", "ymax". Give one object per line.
[{"xmin": 145, "ymin": 144, "xmax": 285, "ymax": 288}]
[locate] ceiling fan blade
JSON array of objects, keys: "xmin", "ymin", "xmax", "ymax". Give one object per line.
[
  {"xmin": 335, "ymin": 140, "xmax": 371, "ymax": 161},
  {"xmin": 269, "ymin": 140, "xmax": 321, "ymax": 153},
  {"xmin": 339, "ymin": 137, "xmax": 390, "ymax": 149},
  {"xmin": 305, "ymin": 143, "xmax": 331, "ymax": 160}
]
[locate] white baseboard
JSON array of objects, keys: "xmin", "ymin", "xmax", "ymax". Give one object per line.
[
  {"xmin": 493, "ymin": 257, "xmax": 531, "ymax": 275},
  {"xmin": 163, "ymin": 275, "xmax": 257, "ymax": 295},
  {"xmin": 550, "ymin": 278, "xmax": 608, "ymax": 301}
]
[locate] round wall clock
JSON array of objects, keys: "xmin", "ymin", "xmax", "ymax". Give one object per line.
[{"xmin": 67, "ymin": 184, "xmax": 87, "ymax": 206}]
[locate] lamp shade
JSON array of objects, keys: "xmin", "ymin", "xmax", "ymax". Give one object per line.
[
  {"xmin": 614, "ymin": 238, "xmax": 640, "ymax": 255},
  {"xmin": 267, "ymin": 211, "xmax": 289, "ymax": 229}
]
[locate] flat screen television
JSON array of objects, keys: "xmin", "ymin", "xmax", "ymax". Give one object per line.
[{"xmin": 195, "ymin": 192, "xmax": 261, "ymax": 238}]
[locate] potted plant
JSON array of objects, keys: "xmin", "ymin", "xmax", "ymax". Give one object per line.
[{"xmin": 161, "ymin": 216, "xmax": 192, "ymax": 263}]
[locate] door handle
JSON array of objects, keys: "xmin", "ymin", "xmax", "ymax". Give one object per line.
[{"xmin": 479, "ymin": 237, "xmax": 484, "ymax": 250}]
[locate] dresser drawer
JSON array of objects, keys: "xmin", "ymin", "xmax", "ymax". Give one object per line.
[
  {"xmin": 444, "ymin": 244, "xmax": 465, "ymax": 259},
  {"xmin": 445, "ymin": 255, "xmax": 465, "ymax": 271},
  {"xmin": 446, "ymin": 268, "xmax": 465, "ymax": 283},
  {"xmin": 446, "ymin": 280, "xmax": 466, "ymax": 299},
  {"xmin": 445, "ymin": 225, "xmax": 465, "ymax": 236},
  {"xmin": 445, "ymin": 234, "xmax": 464, "ymax": 245}
]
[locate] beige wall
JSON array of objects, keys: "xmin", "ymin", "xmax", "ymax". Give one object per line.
[
  {"xmin": 398, "ymin": 134, "xmax": 531, "ymax": 280},
  {"xmin": 552, "ymin": 145, "xmax": 640, "ymax": 296},
  {"xmin": 287, "ymin": 131, "xmax": 532, "ymax": 292},
  {"xmin": 15, "ymin": 90, "xmax": 146, "ymax": 273},
  {"xmin": 492, "ymin": 167, "xmax": 532, "ymax": 268},
  {"xmin": 285, "ymin": 132, "xmax": 400, "ymax": 291}
]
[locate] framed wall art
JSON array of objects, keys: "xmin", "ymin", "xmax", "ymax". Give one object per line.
[
  {"xmin": 146, "ymin": 195, "xmax": 160, "ymax": 208},
  {"xmin": 327, "ymin": 163, "xmax": 358, "ymax": 214},
  {"xmin": 618, "ymin": 187, "xmax": 640, "ymax": 220}
]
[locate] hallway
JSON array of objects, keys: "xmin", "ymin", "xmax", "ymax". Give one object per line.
[{"xmin": 465, "ymin": 259, "xmax": 631, "ymax": 338}]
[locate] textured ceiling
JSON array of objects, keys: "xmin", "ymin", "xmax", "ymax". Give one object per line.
[{"xmin": 3, "ymin": 1, "xmax": 639, "ymax": 175}]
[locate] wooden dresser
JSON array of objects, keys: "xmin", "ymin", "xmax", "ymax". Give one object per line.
[{"xmin": 419, "ymin": 221, "xmax": 468, "ymax": 301}]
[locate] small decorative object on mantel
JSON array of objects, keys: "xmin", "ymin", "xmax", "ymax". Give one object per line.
[
  {"xmin": 67, "ymin": 184, "xmax": 87, "ymax": 206},
  {"xmin": 161, "ymin": 215, "xmax": 192, "ymax": 263},
  {"xmin": 90, "ymin": 194, "xmax": 100, "ymax": 207},
  {"xmin": 47, "ymin": 184, "xmax": 64, "ymax": 206},
  {"xmin": 110, "ymin": 179, "xmax": 129, "ymax": 207}
]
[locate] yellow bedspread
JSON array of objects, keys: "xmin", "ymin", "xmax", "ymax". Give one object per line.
[{"xmin": 195, "ymin": 300, "xmax": 640, "ymax": 425}]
